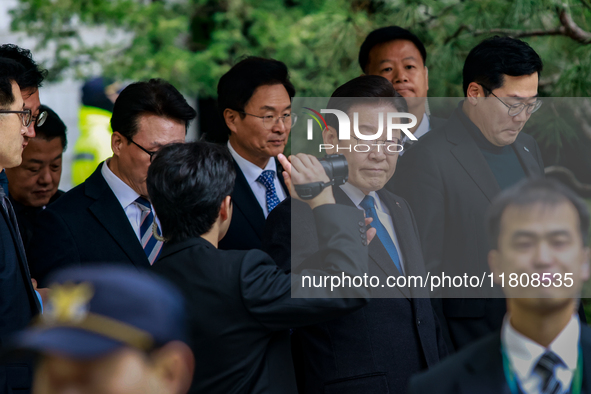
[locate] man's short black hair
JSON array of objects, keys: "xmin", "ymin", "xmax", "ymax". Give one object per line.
[
  {"xmin": 0, "ymin": 58, "xmax": 25, "ymax": 108},
  {"xmin": 147, "ymin": 142, "xmax": 236, "ymax": 243},
  {"xmin": 487, "ymin": 178, "xmax": 590, "ymax": 249},
  {"xmin": 359, "ymin": 26, "xmax": 427, "ymax": 73},
  {"xmin": 0, "ymin": 44, "xmax": 47, "ymax": 91},
  {"xmin": 325, "ymin": 75, "xmax": 409, "ymax": 132},
  {"xmin": 463, "ymin": 36, "xmax": 543, "ymax": 96},
  {"xmin": 217, "ymin": 56, "xmax": 296, "ymax": 122},
  {"xmin": 110, "ymin": 79, "xmax": 196, "ymax": 141},
  {"xmin": 35, "ymin": 105, "xmax": 67, "ymax": 151}
]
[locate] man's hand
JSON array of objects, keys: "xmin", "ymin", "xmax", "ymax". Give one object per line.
[{"xmin": 278, "ymin": 153, "xmax": 335, "ymax": 210}]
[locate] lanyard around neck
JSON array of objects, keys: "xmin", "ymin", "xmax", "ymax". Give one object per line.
[{"xmin": 501, "ymin": 344, "xmax": 583, "ymax": 394}]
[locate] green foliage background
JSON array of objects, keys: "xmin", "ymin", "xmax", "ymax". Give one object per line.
[{"xmin": 9, "ymin": 0, "xmax": 591, "ymax": 99}]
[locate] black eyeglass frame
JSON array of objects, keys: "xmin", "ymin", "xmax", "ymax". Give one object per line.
[
  {"xmin": 479, "ymin": 84, "xmax": 542, "ymax": 117},
  {"xmin": 128, "ymin": 137, "xmax": 158, "ymax": 161},
  {"xmin": 0, "ymin": 109, "xmax": 32, "ymax": 127}
]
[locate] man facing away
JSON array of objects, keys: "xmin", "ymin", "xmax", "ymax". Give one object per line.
[
  {"xmin": 149, "ymin": 141, "xmax": 373, "ymax": 394},
  {"xmin": 28, "ymin": 79, "xmax": 196, "ymax": 283},
  {"xmin": 408, "ymin": 178, "xmax": 591, "ymax": 394},
  {"xmin": 389, "ymin": 36, "xmax": 547, "ymax": 351},
  {"xmin": 217, "ymin": 57, "xmax": 293, "ymax": 250}
]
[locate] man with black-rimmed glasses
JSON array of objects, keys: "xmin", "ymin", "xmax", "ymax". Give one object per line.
[
  {"xmin": 28, "ymin": 79, "xmax": 196, "ymax": 283},
  {"xmin": 389, "ymin": 36, "xmax": 548, "ymax": 352},
  {"xmin": 0, "ymin": 57, "xmax": 42, "ymax": 394}
]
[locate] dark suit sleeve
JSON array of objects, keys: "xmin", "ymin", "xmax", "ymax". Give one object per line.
[
  {"xmin": 390, "ymin": 149, "xmax": 445, "ymax": 274},
  {"xmin": 261, "ymin": 197, "xmax": 292, "ymax": 272},
  {"xmin": 241, "ymin": 204, "xmax": 369, "ymax": 331},
  {"xmin": 28, "ymin": 208, "xmax": 80, "ymax": 284}
]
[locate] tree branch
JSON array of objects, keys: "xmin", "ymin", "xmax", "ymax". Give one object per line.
[{"xmin": 470, "ymin": 7, "xmax": 591, "ymax": 44}]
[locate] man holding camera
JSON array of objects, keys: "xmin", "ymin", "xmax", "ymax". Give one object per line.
[
  {"xmin": 148, "ymin": 141, "xmax": 373, "ymax": 393},
  {"xmin": 264, "ymin": 75, "xmax": 447, "ymax": 394}
]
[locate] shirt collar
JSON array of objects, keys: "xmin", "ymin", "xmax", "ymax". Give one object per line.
[
  {"xmin": 227, "ymin": 141, "xmax": 278, "ymax": 186},
  {"xmin": 401, "ymin": 113, "xmax": 429, "ymax": 143},
  {"xmin": 340, "ymin": 182, "xmax": 382, "ymax": 210},
  {"xmin": 101, "ymin": 160, "xmax": 141, "ymax": 210},
  {"xmin": 502, "ymin": 314, "xmax": 580, "ymax": 383}
]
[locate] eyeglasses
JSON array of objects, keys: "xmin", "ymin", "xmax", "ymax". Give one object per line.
[
  {"xmin": 352, "ymin": 136, "xmax": 402, "ymax": 155},
  {"xmin": 479, "ymin": 85, "xmax": 542, "ymax": 116},
  {"xmin": 128, "ymin": 137, "xmax": 158, "ymax": 161},
  {"xmin": 239, "ymin": 111, "xmax": 298, "ymax": 130},
  {"xmin": 0, "ymin": 109, "xmax": 32, "ymax": 127}
]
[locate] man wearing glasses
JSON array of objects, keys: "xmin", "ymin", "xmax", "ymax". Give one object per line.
[
  {"xmin": 28, "ymin": 79, "xmax": 196, "ymax": 283},
  {"xmin": 0, "ymin": 44, "xmax": 48, "ymax": 196},
  {"xmin": 389, "ymin": 36, "xmax": 546, "ymax": 351},
  {"xmin": 216, "ymin": 57, "xmax": 294, "ymax": 251},
  {"xmin": 0, "ymin": 59, "xmax": 42, "ymax": 394}
]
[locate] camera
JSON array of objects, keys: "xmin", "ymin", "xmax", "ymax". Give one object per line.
[{"xmin": 294, "ymin": 154, "xmax": 348, "ymax": 200}]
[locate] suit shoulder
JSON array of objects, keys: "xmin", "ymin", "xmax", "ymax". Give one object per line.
[
  {"xmin": 408, "ymin": 332, "xmax": 500, "ymax": 392},
  {"xmin": 45, "ymin": 183, "xmax": 90, "ymax": 213}
]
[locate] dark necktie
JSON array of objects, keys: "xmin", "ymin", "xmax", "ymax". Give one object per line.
[
  {"xmin": 134, "ymin": 197, "xmax": 163, "ymax": 265},
  {"xmin": 535, "ymin": 351, "xmax": 564, "ymax": 394},
  {"xmin": 359, "ymin": 194, "xmax": 404, "ymax": 275},
  {"xmin": 256, "ymin": 170, "xmax": 280, "ymax": 213}
]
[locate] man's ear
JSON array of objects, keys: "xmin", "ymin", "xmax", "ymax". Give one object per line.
[
  {"xmin": 466, "ymin": 82, "xmax": 484, "ymax": 104},
  {"xmin": 111, "ymin": 131, "xmax": 124, "ymax": 156},
  {"xmin": 223, "ymin": 109, "xmax": 239, "ymax": 135},
  {"xmin": 322, "ymin": 126, "xmax": 338, "ymax": 154},
  {"xmin": 425, "ymin": 66, "xmax": 429, "ymax": 92},
  {"xmin": 151, "ymin": 341, "xmax": 195, "ymax": 394},
  {"xmin": 581, "ymin": 247, "xmax": 591, "ymax": 282},
  {"xmin": 219, "ymin": 196, "xmax": 232, "ymax": 223}
]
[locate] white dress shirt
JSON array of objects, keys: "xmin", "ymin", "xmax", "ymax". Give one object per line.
[
  {"xmin": 227, "ymin": 141, "xmax": 286, "ymax": 218},
  {"xmin": 340, "ymin": 182, "xmax": 405, "ymax": 273},
  {"xmin": 501, "ymin": 314, "xmax": 579, "ymax": 394},
  {"xmin": 400, "ymin": 113, "xmax": 430, "ymax": 156},
  {"xmin": 101, "ymin": 160, "xmax": 159, "ymax": 242}
]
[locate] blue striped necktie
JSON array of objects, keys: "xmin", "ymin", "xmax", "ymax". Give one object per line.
[
  {"xmin": 535, "ymin": 351, "xmax": 563, "ymax": 394},
  {"xmin": 256, "ymin": 170, "xmax": 281, "ymax": 213},
  {"xmin": 134, "ymin": 197, "xmax": 163, "ymax": 265},
  {"xmin": 359, "ymin": 194, "xmax": 404, "ymax": 275}
]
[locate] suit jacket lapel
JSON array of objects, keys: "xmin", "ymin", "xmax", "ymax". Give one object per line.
[
  {"xmin": 232, "ymin": 160, "xmax": 265, "ymax": 239},
  {"xmin": 459, "ymin": 335, "xmax": 510, "ymax": 394},
  {"xmin": 0, "ymin": 202, "xmax": 40, "ymax": 312},
  {"xmin": 580, "ymin": 325, "xmax": 591, "ymax": 393},
  {"xmin": 276, "ymin": 159, "xmax": 289, "ymax": 195},
  {"xmin": 333, "ymin": 186, "xmax": 410, "ymax": 299},
  {"xmin": 512, "ymin": 137, "xmax": 543, "ymax": 177},
  {"xmin": 85, "ymin": 167, "xmax": 149, "ymax": 268},
  {"xmin": 447, "ymin": 112, "xmax": 501, "ymax": 203}
]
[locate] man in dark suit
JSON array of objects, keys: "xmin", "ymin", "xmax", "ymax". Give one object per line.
[
  {"xmin": 28, "ymin": 79, "xmax": 196, "ymax": 283},
  {"xmin": 408, "ymin": 179, "xmax": 591, "ymax": 394},
  {"xmin": 359, "ymin": 26, "xmax": 446, "ymax": 152},
  {"xmin": 216, "ymin": 57, "xmax": 292, "ymax": 250},
  {"xmin": 0, "ymin": 59, "xmax": 42, "ymax": 394},
  {"xmin": 149, "ymin": 142, "xmax": 371, "ymax": 394},
  {"xmin": 264, "ymin": 76, "xmax": 447, "ymax": 393},
  {"xmin": 389, "ymin": 36, "xmax": 546, "ymax": 351},
  {"xmin": 6, "ymin": 105, "xmax": 66, "ymax": 247}
]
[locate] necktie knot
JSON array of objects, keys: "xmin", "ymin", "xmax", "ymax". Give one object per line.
[
  {"xmin": 359, "ymin": 194, "xmax": 376, "ymax": 215},
  {"xmin": 535, "ymin": 351, "xmax": 564, "ymax": 394},
  {"xmin": 135, "ymin": 196, "xmax": 151, "ymax": 211},
  {"xmin": 257, "ymin": 170, "xmax": 280, "ymax": 213}
]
